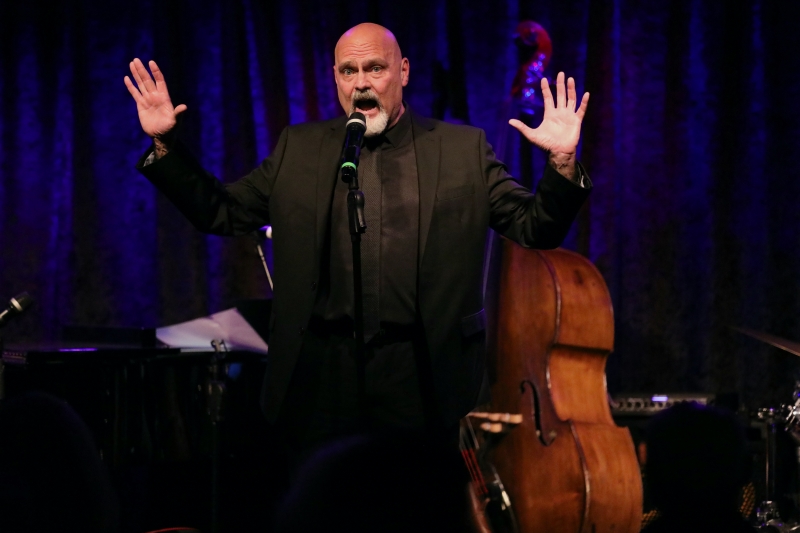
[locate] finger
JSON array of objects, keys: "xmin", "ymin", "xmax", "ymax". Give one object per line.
[
  {"xmin": 129, "ymin": 60, "xmax": 147, "ymax": 92},
  {"xmin": 575, "ymin": 92, "xmax": 590, "ymax": 120},
  {"xmin": 540, "ymin": 77, "xmax": 554, "ymax": 109},
  {"xmin": 130, "ymin": 59, "xmax": 150, "ymax": 94},
  {"xmin": 132, "ymin": 58, "xmax": 157, "ymax": 94},
  {"xmin": 123, "ymin": 75, "xmax": 146, "ymax": 105},
  {"xmin": 149, "ymin": 60, "xmax": 168, "ymax": 93},
  {"xmin": 567, "ymin": 77, "xmax": 577, "ymax": 111},
  {"xmin": 174, "ymin": 104, "xmax": 188, "ymax": 116},
  {"xmin": 556, "ymin": 72, "xmax": 566, "ymax": 109}
]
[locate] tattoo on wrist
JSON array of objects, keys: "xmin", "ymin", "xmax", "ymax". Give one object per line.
[
  {"xmin": 153, "ymin": 137, "xmax": 171, "ymax": 160},
  {"xmin": 548, "ymin": 152, "xmax": 577, "ymax": 180}
]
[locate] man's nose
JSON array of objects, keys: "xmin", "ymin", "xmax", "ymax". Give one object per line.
[{"xmin": 354, "ymin": 70, "xmax": 371, "ymax": 90}]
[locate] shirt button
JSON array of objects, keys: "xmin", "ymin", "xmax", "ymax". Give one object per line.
[
  {"xmin": 298, "ymin": 327, "xmax": 305, "ymax": 336},
  {"xmin": 311, "ymin": 281, "xmax": 317, "ymax": 290}
]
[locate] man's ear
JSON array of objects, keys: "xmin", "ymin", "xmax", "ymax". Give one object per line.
[{"xmin": 401, "ymin": 58, "xmax": 410, "ymax": 87}]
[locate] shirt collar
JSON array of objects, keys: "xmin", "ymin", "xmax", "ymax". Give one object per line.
[
  {"xmin": 364, "ymin": 102, "xmax": 412, "ymax": 150},
  {"xmin": 383, "ymin": 103, "xmax": 411, "ymax": 148}
]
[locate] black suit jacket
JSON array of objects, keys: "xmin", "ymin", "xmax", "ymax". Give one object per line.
[{"xmin": 138, "ymin": 109, "xmax": 591, "ymax": 425}]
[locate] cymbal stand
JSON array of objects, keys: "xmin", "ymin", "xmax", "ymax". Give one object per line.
[
  {"xmin": 756, "ymin": 407, "xmax": 787, "ymax": 530},
  {"xmin": 784, "ymin": 387, "xmax": 800, "ymax": 532}
]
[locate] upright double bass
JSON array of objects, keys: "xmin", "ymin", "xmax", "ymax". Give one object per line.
[
  {"xmin": 463, "ymin": 22, "xmax": 642, "ymax": 532},
  {"xmin": 473, "ymin": 243, "xmax": 642, "ymax": 532}
]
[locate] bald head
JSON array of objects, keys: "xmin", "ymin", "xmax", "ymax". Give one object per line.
[
  {"xmin": 333, "ymin": 23, "xmax": 409, "ymax": 135},
  {"xmin": 335, "ymin": 23, "xmax": 403, "ymax": 65}
]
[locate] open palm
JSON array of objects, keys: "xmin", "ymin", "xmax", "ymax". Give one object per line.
[
  {"xmin": 509, "ymin": 72, "xmax": 589, "ymax": 156},
  {"xmin": 124, "ymin": 58, "xmax": 187, "ymax": 139}
]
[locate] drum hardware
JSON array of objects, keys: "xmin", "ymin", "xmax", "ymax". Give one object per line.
[
  {"xmin": 752, "ymin": 390, "xmax": 800, "ymax": 532},
  {"xmin": 755, "ymin": 407, "xmax": 791, "ymax": 531},
  {"xmin": 756, "ymin": 500, "xmax": 786, "ymax": 531},
  {"xmin": 759, "ymin": 409, "xmax": 783, "ymax": 504},
  {"xmin": 734, "ymin": 327, "xmax": 800, "ymax": 531}
]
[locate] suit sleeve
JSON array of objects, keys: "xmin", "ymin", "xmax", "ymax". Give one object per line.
[
  {"xmin": 136, "ymin": 127, "xmax": 290, "ymax": 236},
  {"xmin": 482, "ymin": 129, "xmax": 592, "ymax": 248}
]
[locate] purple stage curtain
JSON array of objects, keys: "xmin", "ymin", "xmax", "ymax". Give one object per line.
[{"xmin": 2, "ymin": 0, "xmax": 799, "ymax": 410}]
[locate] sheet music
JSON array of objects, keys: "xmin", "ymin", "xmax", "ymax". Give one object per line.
[{"xmin": 156, "ymin": 308, "xmax": 269, "ymax": 354}]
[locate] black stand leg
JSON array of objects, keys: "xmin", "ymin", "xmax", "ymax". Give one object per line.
[
  {"xmin": 345, "ymin": 172, "xmax": 368, "ymax": 423},
  {"xmin": 208, "ymin": 340, "xmax": 227, "ymax": 533}
]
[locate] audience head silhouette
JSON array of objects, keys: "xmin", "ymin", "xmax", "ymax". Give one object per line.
[
  {"xmin": 0, "ymin": 392, "xmax": 118, "ymax": 533},
  {"xmin": 274, "ymin": 431, "xmax": 469, "ymax": 532}
]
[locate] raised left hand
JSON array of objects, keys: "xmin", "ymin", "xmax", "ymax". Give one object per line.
[{"xmin": 509, "ymin": 72, "xmax": 589, "ymax": 157}]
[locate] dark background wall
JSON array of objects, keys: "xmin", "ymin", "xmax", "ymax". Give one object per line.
[{"xmin": 2, "ymin": 0, "xmax": 799, "ymax": 412}]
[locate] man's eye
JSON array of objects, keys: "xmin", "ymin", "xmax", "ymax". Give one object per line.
[
  {"xmin": 343, "ymin": 68, "xmax": 354, "ymax": 75},
  {"xmin": 371, "ymin": 66, "xmax": 382, "ymax": 72}
]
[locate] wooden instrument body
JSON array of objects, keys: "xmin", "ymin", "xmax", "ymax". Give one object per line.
[{"xmin": 488, "ymin": 242, "xmax": 642, "ymax": 533}]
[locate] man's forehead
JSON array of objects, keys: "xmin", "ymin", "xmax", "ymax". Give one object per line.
[{"xmin": 334, "ymin": 25, "xmax": 400, "ymax": 64}]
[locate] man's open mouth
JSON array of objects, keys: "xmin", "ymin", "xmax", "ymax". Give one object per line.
[{"xmin": 353, "ymin": 96, "xmax": 380, "ymax": 112}]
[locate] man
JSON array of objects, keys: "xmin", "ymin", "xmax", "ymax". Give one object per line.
[{"xmin": 124, "ymin": 23, "xmax": 591, "ymax": 453}]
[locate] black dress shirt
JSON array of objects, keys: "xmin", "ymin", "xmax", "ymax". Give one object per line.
[{"xmin": 314, "ymin": 109, "xmax": 419, "ymax": 326}]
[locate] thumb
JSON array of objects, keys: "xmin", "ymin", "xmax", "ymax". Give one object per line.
[
  {"xmin": 509, "ymin": 118, "xmax": 537, "ymax": 143},
  {"xmin": 174, "ymin": 104, "xmax": 188, "ymax": 116},
  {"xmin": 508, "ymin": 118, "xmax": 529, "ymax": 134}
]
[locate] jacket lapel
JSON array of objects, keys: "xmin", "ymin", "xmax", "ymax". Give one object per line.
[
  {"xmin": 411, "ymin": 111, "xmax": 440, "ymax": 267},
  {"xmin": 316, "ymin": 119, "xmax": 346, "ymax": 255}
]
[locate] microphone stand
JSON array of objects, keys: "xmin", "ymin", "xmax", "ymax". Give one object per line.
[
  {"xmin": 343, "ymin": 156, "xmax": 368, "ymax": 423},
  {"xmin": 207, "ymin": 338, "xmax": 227, "ymax": 533},
  {"xmin": 0, "ymin": 292, "xmax": 35, "ymax": 402}
]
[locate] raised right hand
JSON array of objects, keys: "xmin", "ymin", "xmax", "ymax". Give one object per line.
[{"xmin": 124, "ymin": 58, "xmax": 186, "ymax": 143}]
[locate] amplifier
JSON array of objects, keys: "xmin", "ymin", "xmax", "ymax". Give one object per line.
[{"xmin": 610, "ymin": 393, "xmax": 715, "ymax": 416}]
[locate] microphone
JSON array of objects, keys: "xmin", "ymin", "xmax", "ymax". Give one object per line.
[
  {"xmin": 340, "ymin": 112, "xmax": 366, "ymax": 183},
  {"xmin": 0, "ymin": 292, "xmax": 34, "ymax": 329},
  {"xmin": 252, "ymin": 226, "xmax": 274, "ymax": 291},
  {"xmin": 250, "ymin": 225, "xmax": 272, "ymax": 243}
]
